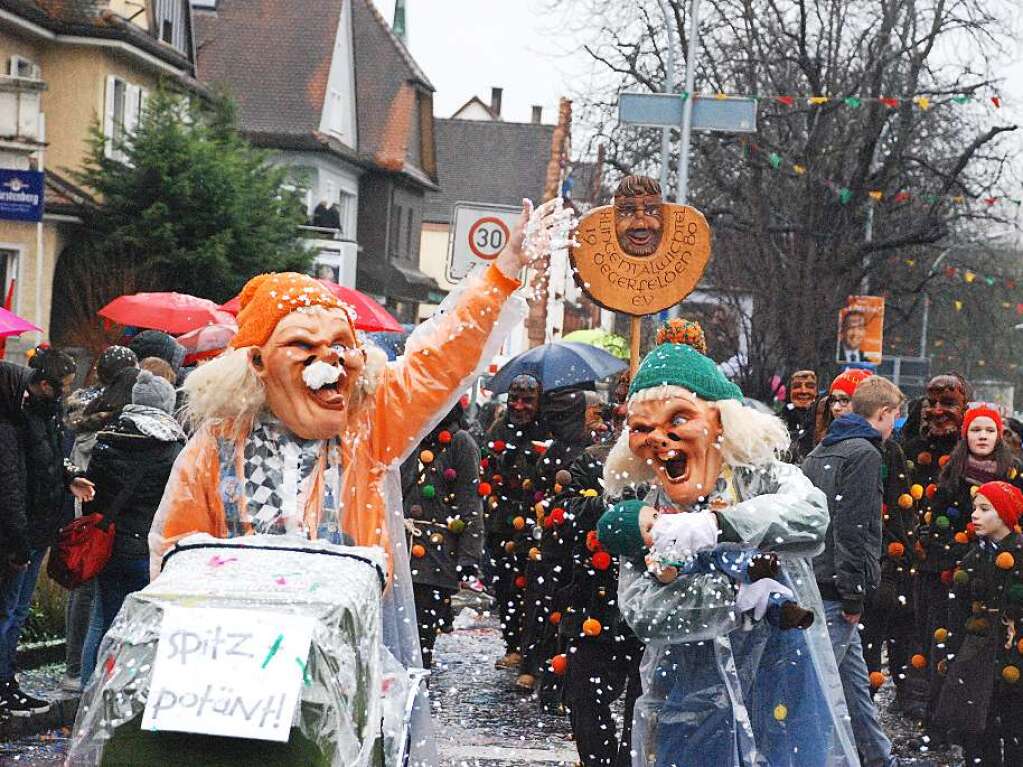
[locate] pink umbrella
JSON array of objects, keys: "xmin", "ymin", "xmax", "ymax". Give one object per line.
[
  {"xmin": 220, "ymin": 279, "xmax": 403, "ymax": 334},
  {"xmin": 177, "ymin": 323, "xmax": 237, "ymax": 366},
  {"xmin": 99, "ymin": 292, "xmax": 236, "ymax": 335},
  {"xmin": 0, "ymin": 306, "xmax": 41, "ymax": 338}
]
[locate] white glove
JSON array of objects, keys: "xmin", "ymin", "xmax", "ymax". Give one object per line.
[
  {"xmin": 735, "ymin": 578, "xmax": 794, "ymax": 621},
  {"xmin": 650, "ymin": 510, "xmax": 720, "ymax": 564}
]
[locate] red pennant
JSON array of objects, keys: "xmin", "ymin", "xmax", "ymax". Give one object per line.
[
  {"xmin": 776, "ymin": 96, "xmax": 795, "ymax": 106},
  {"xmin": 1016, "ymin": 303, "xmax": 1023, "ymax": 316},
  {"xmin": 880, "ymin": 97, "xmax": 900, "ymax": 108},
  {"xmin": 1007, "ymin": 279, "xmax": 1017, "ymax": 290},
  {"xmin": 992, "ymin": 96, "xmax": 1002, "ymax": 108},
  {"xmin": 944, "ymin": 267, "xmax": 957, "ymax": 279},
  {"xmin": 985, "ymin": 197, "xmax": 998, "ymax": 206},
  {"xmin": 894, "ymin": 192, "xmax": 911, "ymax": 203}
]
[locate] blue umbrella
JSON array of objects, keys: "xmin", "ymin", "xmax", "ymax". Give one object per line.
[{"xmin": 488, "ymin": 341, "xmax": 628, "ymax": 394}]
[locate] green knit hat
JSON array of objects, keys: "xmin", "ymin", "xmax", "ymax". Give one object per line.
[
  {"xmin": 597, "ymin": 499, "xmax": 647, "ymax": 557},
  {"xmin": 629, "ymin": 343, "xmax": 743, "ymax": 402}
]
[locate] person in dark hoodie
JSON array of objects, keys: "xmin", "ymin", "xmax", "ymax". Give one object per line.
[
  {"xmin": 79, "ymin": 370, "xmax": 185, "ymax": 684},
  {"xmin": 0, "ymin": 347, "xmax": 95, "ymax": 717},
  {"xmin": 803, "ymin": 375, "xmax": 905, "ymax": 767},
  {"xmin": 127, "ymin": 331, "xmax": 185, "ymax": 381}
]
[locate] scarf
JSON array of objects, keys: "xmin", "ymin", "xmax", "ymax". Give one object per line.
[
  {"xmin": 119, "ymin": 404, "xmax": 186, "ymax": 442},
  {"xmin": 965, "ymin": 455, "xmax": 1000, "ymax": 487}
]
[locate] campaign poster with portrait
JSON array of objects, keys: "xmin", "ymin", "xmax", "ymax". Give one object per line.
[{"xmin": 836, "ymin": 296, "xmax": 884, "ymax": 364}]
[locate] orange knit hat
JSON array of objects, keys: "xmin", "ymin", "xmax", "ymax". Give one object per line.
[{"xmin": 230, "ymin": 273, "xmax": 354, "ymax": 349}]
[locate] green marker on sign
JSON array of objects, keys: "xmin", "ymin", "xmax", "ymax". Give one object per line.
[{"xmin": 262, "ymin": 633, "xmax": 284, "ymax": 669}]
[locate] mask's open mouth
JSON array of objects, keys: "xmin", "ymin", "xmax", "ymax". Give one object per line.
[
  {"xmin": 626, "ymin": 228, "xmax": 654, "ymax": 247},
  {"xmin": 657, "ymin": 450, "xmax": 689, "ymax": 483},
  {"xmin": 302, "ymin": 361, "xmax": 347, "ymax": 410}
]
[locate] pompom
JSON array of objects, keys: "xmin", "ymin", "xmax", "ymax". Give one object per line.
[{"xmin": 655, "ymin": 318, "xmax": 708, "ymax": 354}]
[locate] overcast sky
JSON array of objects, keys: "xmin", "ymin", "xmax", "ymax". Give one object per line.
[{"xmin": 375, "ymin": 0, "xmax": 1023, "ymax": 125}]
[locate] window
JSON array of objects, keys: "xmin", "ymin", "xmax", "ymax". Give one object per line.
[
  {"xmin": 336, "ymin": 190, "xmax": 355, "ymax": 237},
  {"xmin": 154, "ymin": 0, "xmax": 186, "ymax": 52},
  {"xmin": 405, "ymin": 208, "xmax": 413, "ymax": 259},
  {"xmin": 161, "ymin": 19, "xmax": 174, "ymax": 43},
  {"xmin": 0, "ymin": 249, "xmax": 18, "ymax": 310},
  {"xmin": 327, "ymin": 90, "xmax": 344, "ymax": 135},
  {"xmin": 7, "ymin": 56, "xmax": 40, "ymax": 80},
  {"xmin": 104, "ymin": 77, "xmax": 148, "ymax": 161}
]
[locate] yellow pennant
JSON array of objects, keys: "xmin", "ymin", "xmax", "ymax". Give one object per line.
[
  {"xmin": 964, "ymin": 271, "xmax": 976, "ymax": 283},
  {"xmin": 954, "ymin": 300, "xmax": 964, "ymax": 311},
  {"xmin": 914, "ymin": 96, "xmax": 931, "ymax": 110},
  {"xmin": 868, "ymin": 191, "xmax": 883, "ymax": 201},
  {"xmin": 808, "ymin": 96, "xmax": 829, "ymax": 105},
  {"xmin": 793, "ymin": 164, "xmax": 806, "ymax": 175}
]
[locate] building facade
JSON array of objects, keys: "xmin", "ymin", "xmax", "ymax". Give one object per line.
[{"xmin": 0, "ymin": 0, "xmax": 198, "ymax": 353}]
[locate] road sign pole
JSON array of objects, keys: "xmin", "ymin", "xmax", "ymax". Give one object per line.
[
  {"xmin": 655, "ymin": 0, "xmax": 677, "ymax": 195},
  {"xmin": 676, "ymin": 0, "xmax": 701, "ymax": 205}
]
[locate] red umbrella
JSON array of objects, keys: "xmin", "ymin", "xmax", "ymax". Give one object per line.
[
  {"xmin": 220, "ymin": 279, "xmax": 403, "ymax": 333},
  {"xmin": 99, "ymin": 292, "xmax": 236, "ymax": 335},
  {"xmin": 177, "ymin": 323, "xmax": 237, "ymax": 366}
]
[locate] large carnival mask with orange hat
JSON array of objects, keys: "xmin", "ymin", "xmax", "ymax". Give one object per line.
[{"xmin": 232, "ymin": 273, "xmax": 367, "ymax": 440}]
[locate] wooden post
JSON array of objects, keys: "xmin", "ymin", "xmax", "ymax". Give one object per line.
[{"xmin": 630, "ymin": 316, "xmax": 642, "ymax": 377}]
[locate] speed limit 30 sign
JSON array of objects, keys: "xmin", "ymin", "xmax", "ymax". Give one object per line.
[{"xmin": 447, "ymin": 202, "xmax": 521, "ymax": 282}]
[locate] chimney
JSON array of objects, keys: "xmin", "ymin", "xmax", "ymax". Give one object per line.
[
  {"xmin": 490, "ymin": 87, "xmax": 503, "ymax": 118},
  {"xmin": 531, "ymin": 105, "xmax": 543, "ymax": 123}
]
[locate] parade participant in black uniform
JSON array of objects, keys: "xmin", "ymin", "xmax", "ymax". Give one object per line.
[
  {"xmin": 553, "ymin": 399, "xmax": 644, "ymax": 767},
  {"xmin": 900, "ymin": 373, "xmax": 970, "ymax": 721},
  {"xmin": 516, "ymin": 386, "xmax": 592, "ymax": 692},
  {"xmin": 402, "ymin": 404, "xmax": 484, "ymax": 669},
  {"xmin": 481, "ymin": 374, "xmax": 551, "ymax": 671}
]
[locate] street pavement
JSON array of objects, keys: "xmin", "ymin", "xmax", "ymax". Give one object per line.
[{"xmin": 0, "ymin": 608, "xmax": 964, "ymax": 766}]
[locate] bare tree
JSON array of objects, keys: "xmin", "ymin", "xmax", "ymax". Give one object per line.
[{"xmin": 548, "ymin": 0, "xmax": 1019, "ymax": 396}]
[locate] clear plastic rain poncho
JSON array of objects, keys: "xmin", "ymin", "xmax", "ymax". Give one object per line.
[
  {"xmin": 67, "ymin": 534, "xmax": 418, "ymax": 766},
  {"xmin": 619, "ymin": 461, "xmax": 860, "ymax": 767}
]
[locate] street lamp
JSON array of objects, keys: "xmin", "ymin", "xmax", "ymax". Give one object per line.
[{"xmin": 655, "ymin": 0, "xmax": 676, "ymax": 196}]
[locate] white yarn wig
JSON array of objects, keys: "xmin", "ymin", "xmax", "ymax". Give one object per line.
[
  {"xmin": 603, "ymin": 384, "xmax": 791, "ymax": 498},
  {"xmin": 181, "ymin": 340, "xmax": 387, "ymax": 434}
]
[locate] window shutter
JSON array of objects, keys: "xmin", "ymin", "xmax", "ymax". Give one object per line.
[
  {"xmin": 124, "ymin": 84, "xmax": 140, "ymax": 144},
  {"xmin": 138, "ymin": 87, "xmax": 149, "ymax": 125},
  {"xmin": 103, "ymin": 75, "xmax": 116, "ymax": 158}
]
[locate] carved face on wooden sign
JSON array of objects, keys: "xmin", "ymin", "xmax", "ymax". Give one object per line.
[{"xmin": 570, "ymin": 176, "xmax": 711, "ymax": 317}]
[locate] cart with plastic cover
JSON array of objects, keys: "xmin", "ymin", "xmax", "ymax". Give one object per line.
[{"xmin": 67, "ymin": 534, "xmax": 426, "ymax": 767}]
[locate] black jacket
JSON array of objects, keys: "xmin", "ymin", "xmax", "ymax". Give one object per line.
[
  {"xmin": 85, "ymin": 414, "xmax": 184, "ymax": 559},
  {"xmin": 803, "ymin": 414, "xmax": 884, "ymax": 615},
  {"xmin": 0, "ymin": 361, "xmax": 77, "ymax": 561},
  {"xmin": 401, "ymin": 428, "xmax": 483, "ymax": 590}
]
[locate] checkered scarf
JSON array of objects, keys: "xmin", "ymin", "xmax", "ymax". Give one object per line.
[{"xmin": 239, "ymin": 416, "xmax": 342, "ymax": 538}]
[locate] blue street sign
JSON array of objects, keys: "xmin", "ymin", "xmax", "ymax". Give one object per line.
[
  {"xmin": 619, "ymin": 92, "xmax": 758, "ymax": 133},
  {"xmin": 0, "ymin": 169, "xmax": 44, "ymax": 222}
]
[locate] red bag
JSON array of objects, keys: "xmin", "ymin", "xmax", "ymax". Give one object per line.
[{"xmin": 47, "ymin": 513, "xmax": 115, "ymax": 590}]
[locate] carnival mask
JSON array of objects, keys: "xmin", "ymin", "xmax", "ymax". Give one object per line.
[
  {"xmin": 789, "ymin": 371, "xmax": 817, "ymax": 410},
  {"xmin": 507, "ymin": 376, "xmax": 541, "ymax": 426},
  {"xmin": 614, "ymin": 192, "xmax": 663, "ymax": 257},
  {"xmin": 922, "ymin": 376, "xmax": 967, "ymax": 440},
  {"xmin": 627, "ymin": 393, "xmax": 724, "ymax": 506},
  {"xmin": 250, "ymin": 306, "xmax": 364, "ymax": 440}
]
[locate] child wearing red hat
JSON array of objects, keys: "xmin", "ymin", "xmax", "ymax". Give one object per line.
[{"xmin": 933, "ymin": 481, "xmax": 1023, "ymax": 764}]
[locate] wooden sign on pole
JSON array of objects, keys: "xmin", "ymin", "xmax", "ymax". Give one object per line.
[{"xmin": 569, "ymin": 183, "xmax": 712, "ymax": 375}]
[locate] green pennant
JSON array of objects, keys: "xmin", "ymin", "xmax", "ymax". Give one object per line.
[
  {"xmin": 768, "ymin": 153, "xmax": 782, "ymax": 169},
  {"xmin": 986, "ymin": 276, "xmax": 997, "ymax": 287},
  {"xmin": 838, "ymin": 188, "xmax": 853, "ymax": 204},
  {"xmin": 924, "ymin": 194, "xmax": 939, "ymax": 204},
  {"xmin": 952, "ymin": 95, "xmax": 970, "ymax": 104},
  {"xmin": 844, "ymin": 97, "xmax": 862, "ymax": 108}
]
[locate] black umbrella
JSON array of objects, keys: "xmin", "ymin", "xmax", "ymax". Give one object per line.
[{"xmin": 488, "ymin": 341, "xmax": 628, "ymax": 394}]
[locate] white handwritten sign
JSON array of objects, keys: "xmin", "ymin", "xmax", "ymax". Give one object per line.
[{"xmin": 141, "ymin": 606, "xmax": 315, "ymax": 742}]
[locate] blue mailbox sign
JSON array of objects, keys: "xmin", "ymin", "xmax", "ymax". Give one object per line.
[{"xmin": 0, "ymin": 169, "xmax": 44, "ymax": 222}]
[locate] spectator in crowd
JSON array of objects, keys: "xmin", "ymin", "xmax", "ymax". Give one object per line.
[
  {"xmin": 79, "ymin": 371, "xmax": 185, "ymax": 684},
  {"xmin": 803, "ymin": 375, "xmax": 905, "ymax": 767},
  {"xmin": 0, "ymin": 347, "xmax": 94, "ymax": 717}
]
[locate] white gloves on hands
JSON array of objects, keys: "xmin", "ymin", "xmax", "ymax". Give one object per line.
[
  {"xmin": 650, "ymin": 510, "xmax": 720, "ymax": 565},
  {"xmin": 735, "ymin": 578, "xmax": 794, "ymax": 621}
]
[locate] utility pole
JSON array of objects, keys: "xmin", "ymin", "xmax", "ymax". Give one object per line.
[
  {"xmin": 676, "ymin": 0, "xmax": 700, "ymax": 204},
  {"xmin": 655, "ymin": 0, "xmax": 676, "ymax": 196}
]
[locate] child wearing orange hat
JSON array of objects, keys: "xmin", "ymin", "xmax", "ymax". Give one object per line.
[{"xmin": 934, "ymin": 481, "xmax": 1023, "ymax": 764}]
